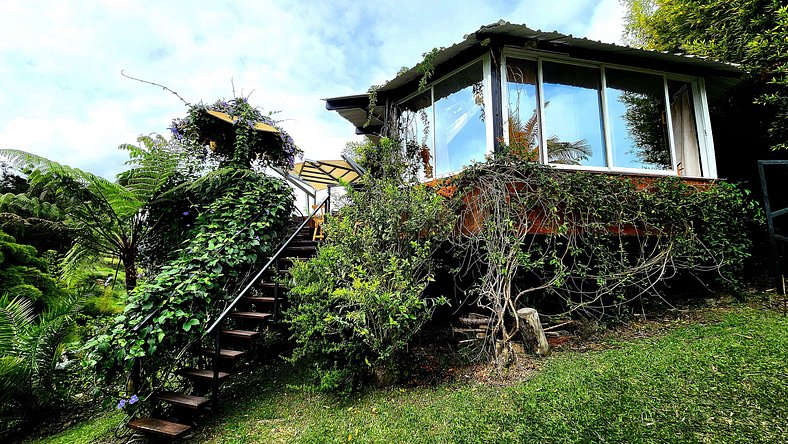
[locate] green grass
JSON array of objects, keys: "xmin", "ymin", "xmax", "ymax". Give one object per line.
[
  {"xmin": 29, "ymin": 305, "xmax": 788, "ymax": 443},
  {"xmin": 26, "ymin": 413, "xmax": 124, "ymax": 444}
]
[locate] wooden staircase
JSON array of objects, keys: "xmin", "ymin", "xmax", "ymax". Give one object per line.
[{"xmin": 128, "ymin": 223, "xmax": 320, "ymax": 440}]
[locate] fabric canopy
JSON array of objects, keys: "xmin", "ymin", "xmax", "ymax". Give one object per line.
[
  {"xmin": 206, "ymin": 110, "xmax": 279, "ymax": 133},
  {"xmin": 290, "ymin": 159, "xmax": 361, "ymax": 191}
]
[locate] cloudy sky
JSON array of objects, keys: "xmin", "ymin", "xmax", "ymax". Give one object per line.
[{"xmin": 0, "ymin": 0, "xmax": 625, "ymax": 179}]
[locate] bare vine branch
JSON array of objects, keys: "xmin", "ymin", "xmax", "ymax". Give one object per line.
[{"xmin": 120, "ymin": 70, "xmax": 190, "ymax": 106}]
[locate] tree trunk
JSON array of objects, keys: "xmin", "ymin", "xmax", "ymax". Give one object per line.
[
  {"xmin": 122, "ymin": 252, "xmax": 137, "ymax": 293},
  {"xmin": 517, "ymin": 307, "xmax": 550, "ymax": 356}
]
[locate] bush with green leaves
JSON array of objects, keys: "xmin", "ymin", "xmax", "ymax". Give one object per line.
[
  {"xmin": 286, "ymin": 138, "xmax": 453, "ymax": 391},
  {"xmin": 0, "ymin": 230, "xmax": 66, "ymax": 310},
  {"xmin": 0, "ymin": 292, "xmax": 81, "ymax": 438}
]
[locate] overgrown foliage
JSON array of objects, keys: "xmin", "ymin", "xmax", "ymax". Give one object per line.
[
  {"xmin": 0, "ymin": 136, "xmax": 181, "ymax": 292},
  {"xmin": 87, "ymin": 96, "xmax": 299, "ymax": 396},
  {"xmin": 623, "ymin": 0, "xmax": 788, "ymax": 150},
  {"xmin": 0, "ymin": 230, "xmax": 66, "ymax": 311},
  {"xmin": 87, "ymin": 169, "xmax": 293, "ymax": 385},
  {"xmin": 286, "ymin": 138, "xmax": 453, "ymax": 391},
  {"xmin": 0, "ymin": 291, "xmax": 82, "ymax": 435},
  {"xmin": 449, "ymin": 156, "xmax": 757, "ymax": 366},
  {"xmin": 169, "ymin": 97, "xmax": 302, "ymax": 169}
]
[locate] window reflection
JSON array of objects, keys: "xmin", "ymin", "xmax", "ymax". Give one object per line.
[
  {"xmin": 434, "ymin": 60, "xmax": 486, "ymax": 176},
  {"xmin": 506, "ymin": 58, "xmax": 540, "ymax": 161},
  {"xmin": 542, "ymin": 61, "xmax": 602, "ymax": 166},
  {"xmin": 399, "ymin": 90, "xmax": 434, "ymax": 178},
  {"xmin": 605, "ymin": 68, "xmax": 672, "ymax": 170}
]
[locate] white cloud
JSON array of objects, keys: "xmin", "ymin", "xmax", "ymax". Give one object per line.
[{"xmin": 0, "ymin": 0, "xmax": 626, "ymax": 180}]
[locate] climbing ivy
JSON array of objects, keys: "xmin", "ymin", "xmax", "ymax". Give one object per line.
[
  {"xmin": 446, "ymin": 155, "xmax": 759, "ymax": 367},
  {"xmin": 87, "ymin": 170, "xmax": 293, "ymax": 381},
  {"xmin": 169, "ymin": 97, "xmax": 302, "ymax": 169}
]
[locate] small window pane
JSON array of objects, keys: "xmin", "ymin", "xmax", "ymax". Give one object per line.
[
  {"xmin": 505, "ymin": 58, "xmax": 540, "ymax": 160},
  {"xmin": 542, "ymin": 61, "xmax": 605, "ymax": 167},
  {"xmin": 668, "ymin": 80, "xmax": 702, "ymax": 177},
  {"xmin": 434, "ymin": 60, "xmax": 486, "ymax": 176},
  {"xmin": 399, "ymin": 90, "xmax": 434, "ymax": 178},
  {"xmin": 605, "ymin": 68, "xmax": 672, "ymax": 170}
]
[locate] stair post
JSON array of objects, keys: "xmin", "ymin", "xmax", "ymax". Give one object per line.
[
  {"xmin": 274, "ymin": 258, "xmax": 280, "ymax": 322},
  {"xmin": 211, "ymin": 326, "xmax": 222, "ymax": 407}
]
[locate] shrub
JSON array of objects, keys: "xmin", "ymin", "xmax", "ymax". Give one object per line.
[{"xmin": 286, "ymin": 138, "xmax": 453, "ymax": 391}]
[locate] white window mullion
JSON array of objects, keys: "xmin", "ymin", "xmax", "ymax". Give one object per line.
[
  {"xmin": 537, "ymin": 58, "xmax": 548, "ymax": 164},
  {"xmin": 696, "ymin": 78, "xmax": 717, "ymax": 178},
  {"xmin": 500, "ymin": 55, "xmax": 510, "ymax": 146},
  {"xmin": 599, "ymin": 66, "xmax": 613, "ymax": 170},
  {"xmin": 431, "ymin": 86, "xmax": 436, "ymax": 174},
  {"xmin": 663, "ymin": 75, "xmax": 679, "ymax": 174},
  {"xmin": 483, "ymin": 53, "xmax": 494, "ymax": 156}
]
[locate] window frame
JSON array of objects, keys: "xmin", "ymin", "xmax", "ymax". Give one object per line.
[
  {"xmin": 397, "ymin": 54, "xmax": 493, "ymax": 179},
  {"xmin": 501, "ymin": 48, "xmax": 718, "ymax": 179}
]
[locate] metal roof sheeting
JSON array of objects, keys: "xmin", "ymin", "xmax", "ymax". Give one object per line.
[{"xmin": 325, "ymin": 21, "xmax": 742, "ymax": 133}]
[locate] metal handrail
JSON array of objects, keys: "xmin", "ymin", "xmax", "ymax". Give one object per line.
[{"xmin": 204, "ymin": 195, "xmax": 329, "ymax": 335}]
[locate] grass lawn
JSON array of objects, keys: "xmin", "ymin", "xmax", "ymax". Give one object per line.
[{"xmin": 28, "ymin": 303, "xmax": 788, "ymax": 443}]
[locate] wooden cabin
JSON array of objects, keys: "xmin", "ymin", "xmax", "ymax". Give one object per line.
[{"xmin": 325, "ymin": 21, "xmax": 741, "ymax": 182}]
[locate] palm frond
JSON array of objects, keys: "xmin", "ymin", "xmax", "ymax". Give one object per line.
[{"xmin": 0, "ymin": 295, "xmax": 35, "ymax": 355}]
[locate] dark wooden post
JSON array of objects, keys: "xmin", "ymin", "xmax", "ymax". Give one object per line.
[{"xmin": 489, "ymin": 42, "xmax": 504, "ymax": 153}]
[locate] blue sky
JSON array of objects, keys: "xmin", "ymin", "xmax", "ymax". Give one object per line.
[{"xmin": 0, "ymin": 0, "xmax": 625, "ymax": 179}]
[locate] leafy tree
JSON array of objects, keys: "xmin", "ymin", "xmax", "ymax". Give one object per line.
[
  {"xmin": 622, "ymin": 0, "xmax": 788, "ymax": 150},
  {"xmin": 0, "ymin": 230, "xmax": 66, "ymax": 311},
  {"xmin": 0, "ymin": 135, "xmax": 180, "ymax": 292}
]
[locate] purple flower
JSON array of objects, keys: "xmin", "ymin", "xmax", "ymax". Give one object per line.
[
  {"xmin": 129, "ymin": 395, "xmax": 139, "ymax": 405},
  {"xmin": 182, "ymin": 211, "xmax": 190, "ymax": 216},
  {"xmin": 117, "ymin": 399, "xmax": 127, "ymax": 409}
]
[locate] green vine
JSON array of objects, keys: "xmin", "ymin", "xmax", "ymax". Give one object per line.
[
  {"xmin": 87, "ymin": 171, "xmax": 293, "ymax": 384},
  {"xmin": 448, "ymin": 155, "xmax": 759, "ymax": 367},
  {"xmin": 416, "ymin": 47, "xmax": 441, "ymax": 92}
]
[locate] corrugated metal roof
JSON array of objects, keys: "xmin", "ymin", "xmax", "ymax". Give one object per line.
[{"xmin": 325, "ymin": 20, "xmax": 742, "ymax": 133}]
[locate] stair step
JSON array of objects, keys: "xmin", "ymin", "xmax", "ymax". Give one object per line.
[
  {"xmin": 243, "ymin": 296, "xmax": 276, "ymax": 304},
  {"xmin": 128, "ymin": 417, "xmax": 191, "ymax": 438},
  {"xmin": 257, "ymin": 282, "xmax": 289, "ymax": 289},
  {"xmin": 222, "ymin": 329, "xmax": 260, "ymax": 340},
  {"xmin": 228, "ymin": 311, "xmax": 271, "ymax": 321},
  {"xmin": 156, "ymin": 391, "xmax": 210, "ymax": 410},
  {"xmin": 290, "ymin": 240, "xmax": 318, "ymax": 247},
  {"xmin": 178, "ymin": 368, "xmax": 230, "ymax": 382},
  {"xmin": 200, "ymin": 347, "xmax": 246, "ymax": 360},
  {"xmin": 284, "ymin": 245, "xmax": 316, "ymax": 251}
]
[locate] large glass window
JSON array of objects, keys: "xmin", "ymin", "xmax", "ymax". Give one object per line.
[
  {"xmin": 399, "ymin": 90, "xmax": 434, "ymax": 178},
  {"xmin": 542, "ymin": 61, "xmax": 606, "ymax": 167},
  {"xmin": 434, "ymin": 60, "xmax": 487, "ymax": 177},
  {"xmin": 605, "ymin": 68, "xmax": 672, "ymax": 170},
  {"xmin": 505, "ymin": 58, "xmax": 541, "ymax": 160},
  {"xmin": 397, "ymin": 59, "xmax": 488, "ymax": 178},
  {"xmin": 504, "ymin": 55, "xmax": 713, "ymax": 177}
]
